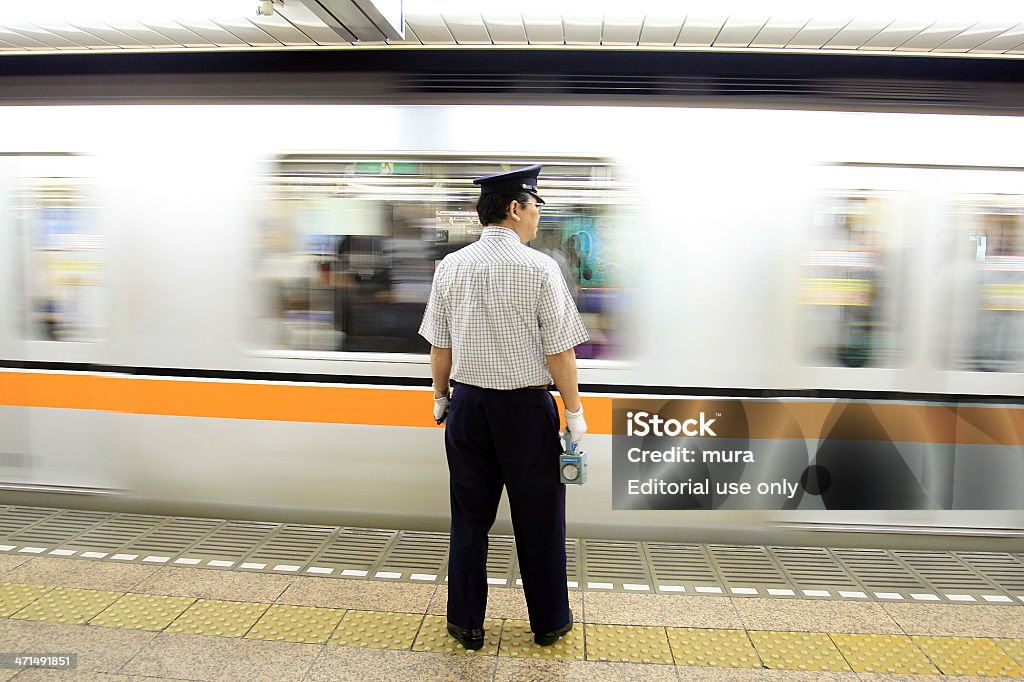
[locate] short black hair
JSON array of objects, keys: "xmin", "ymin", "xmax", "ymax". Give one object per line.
[{"xmin": 476, "ymin": 190, "xmax": 533, "ymax": 227}]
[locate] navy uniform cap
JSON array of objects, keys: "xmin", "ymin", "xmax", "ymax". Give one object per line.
[{"xmin": 473, "ymin": 164, "xmax": 545, "ymax": 203}]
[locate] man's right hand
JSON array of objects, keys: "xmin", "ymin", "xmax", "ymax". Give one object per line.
[{"xmin": 564, "ymin": 405, "xmax": 586, "ymax": 446}]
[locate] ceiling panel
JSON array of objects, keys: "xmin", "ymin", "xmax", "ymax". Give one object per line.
[
  {"xmin": 4, "ymin": 24, "xmax": 82, "ymax": 50},
  {"xmin": 860, "ymin": 20, "xmax": 932, "ymax": 50},
  {"xmin": 212, "ymin": 19, "xmax": 280, "ymax": 47},
  {"xmin": 482, "ymin": 13, "xmax": 527, "ymax": 44},
  {"xmin": 563, "ymin": 14, "xmax": 602, "ymax": 45},
  {"xmin": 0, "ymin": 6, "xmax": 1022, "ymax": 59},
  {"xmin": 177, "ymin": 20, "xmax": 250, "ymax": 46},
  {"xmin": 638, "ymin": 13, "xmax": 684, "ymax": 46},
  {"xmin": 65, "ymin": 22, "xmax": 148, "ymax": 49},
  {"xmin": 405, "ymin": 14, "xmax": 455, "ymax": 44},
  {"xmin": 714, "ymin": 16, "xmax": 768, "ymax": 48},
  {"xmin": 105, "ymin": 21, "xmax": 181, "ymax": 48},
  {"xmin": 523, "ymin": 13, "xmax": 563, "ymax": 44},
  {"xmin": 894, "ymin": 21, "xmax": 973, "ymax": 51},
  {"xmin": 749, "ymin": 17, "xmax": 807, "ymax": 49},
  {"xmin": 787, "ymin": 18, "xmax": 850, "ymax": 49},
  {"xmin": 139, "ymin": 22, "xmax": 211, "ymax": 48},
  {"xmin": 385, "ymin": 23, "xmax": 421, "ymax": 45},
  {"xmin": 0, "ymin": 26, "xmax": 53, "ymax": 49},
  {"xmin": 823, "ymin": 19, "xmax": 891, "ymax": 50},
  {"xmin": 934, "ymin": 22, "xmax": 1018, "ymax": 53},
  {"xmin": 971, "ymin": 24, "xmax": 1024, "ymax": 53},
  {"xmin": 442, "ymin": 14, "xmax": 491, "ymax": 45},
  {"xmin": 676, "ymin": 15, "xmax": 725, "ymax": 47},
  {"xmin": 252, "ymin": 14, "xmax": 318, "ymax": 46},
  {"xmin": 275, "ymin": 3, "xmax": 349, "ymax": 45},
  {"xmin": 35, "ymin": 22, "xmax": 116, "ymax": 49},
  {"xmin": 602, "ymin": 13, "xmax": 643, "ymax": 46}
]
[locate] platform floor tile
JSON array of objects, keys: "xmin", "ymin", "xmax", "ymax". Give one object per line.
[
  {"xmin": 584, "ymin": 624, "xmax": 673, "ymax": 665},
  {"xmin": 413, "ymin": 615, "xmax": 501, "ymax": 655},
  {"xmin": 748, "ymin": 631, "xmax": 852, "ymax": 672},
  {"xmin": 8, "ymin": 587, "xmax": 122, "ymax": 625},
  {"xmin": 830, "ymin": 633, "xmax": 939, "ymax": 675},
  {"xmin": 498, "ymin": 618, "xmax": 584, "ymax": 661},
  {"xmin": 913, "ymin": 635, "xmax": 1024, "ymax": 677},
  {"xmin": 88, "ymin": 592, "xmax": 196, "ymax": 631},
  {"xmin": 666, "ymin": 627, "xmax": 761, "ymax": 668},
  {"xmin": 0, "ymin": 582, "xmax": 50, "ymax": 617},
  {"xmin": 244, "ymin": 603, "xmax": 345, "ymax": 644},
  {"xmin": 996, "ymin": 637, "xmax": 1024, "ymax": 667},
  {"xmin": 329, "ymin": 609, "xmax": 423, "ymax": 650},
  {"xmin": 165, "ymin": 598, "xmax": 270, "ymax": 637}
]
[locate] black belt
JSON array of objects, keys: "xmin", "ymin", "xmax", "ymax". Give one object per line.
[{"xmin": 453, "ymin": 381, "xmax": 550, "ymax": 391}]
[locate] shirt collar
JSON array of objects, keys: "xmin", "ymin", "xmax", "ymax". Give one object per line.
[{"xmin": 481, "ymin": 226, "xmax": 521, "ymax": 242}]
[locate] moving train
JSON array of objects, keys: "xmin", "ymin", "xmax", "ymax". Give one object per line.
[{"xmin": 1, "ymin": 53, "xmax": 1023, "ymax": 547}]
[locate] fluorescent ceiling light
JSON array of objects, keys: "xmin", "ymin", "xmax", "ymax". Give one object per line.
[
  {"xmin": 0, "ymin": 0, "xmax": 260, "ymax": 25},
  {"xmin": 405, "ymin": 0, "xmax": 1023, "ymax": 23}
]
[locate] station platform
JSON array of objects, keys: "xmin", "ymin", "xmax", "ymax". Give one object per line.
[{"xmin": 1, "ymin": 506, "xmax": 1023, "ymax": 680}]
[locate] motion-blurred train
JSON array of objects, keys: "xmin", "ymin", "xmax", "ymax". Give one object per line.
[{"xmin": 1, "ymin": 54, "xmax": 1023, "ymax": 547}]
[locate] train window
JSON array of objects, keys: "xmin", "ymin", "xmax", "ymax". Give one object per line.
[
  {"xmin": 13, "ymin": 157, "xmax": 105, "ymax": 343},
  {"xmin": 943, "ymin": 196, "xmax": 1024, "ymax": 372},
  {"xmin": 253, "ymin": 155, "xmax": 631, "ymax": 358},
  {"xmin": 799, "ymin": 191, "xmax": 905, "ymax": 368}
]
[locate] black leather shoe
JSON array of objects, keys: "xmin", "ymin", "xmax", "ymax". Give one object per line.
[
  {"xmin": 447, "ymin": 622, "xmax": 484, "ymax": 650},
  {"xmin": 534, "ymin": 620, "xmax": 572, "ymax": 646}
]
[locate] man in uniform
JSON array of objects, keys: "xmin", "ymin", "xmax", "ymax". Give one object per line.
[{"xmin": 418, "ymin": 164, "xmax": 588, "ymax": 649}]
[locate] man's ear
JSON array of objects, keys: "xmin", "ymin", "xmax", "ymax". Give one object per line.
[{"xmin": 507, "ymin": 199, "xmax": 522, "ymax": 222}]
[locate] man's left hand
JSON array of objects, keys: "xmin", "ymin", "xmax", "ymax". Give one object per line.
[{"xmin": 433, "ymin": 393, "xmax": 450, "ymax": 425}]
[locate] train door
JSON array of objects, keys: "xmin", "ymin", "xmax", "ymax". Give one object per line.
[
  {"xmin": 3, "ymin": 153, "xmax": 114, "ymax": 493},
  {"xmin": 0, "ymin": 155, "xmax": 31, "ymax": 490}
]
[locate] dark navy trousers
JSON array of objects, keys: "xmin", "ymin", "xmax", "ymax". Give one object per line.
[{"xmin": 444, "ymin": 382, "xmax": 571, "ymax": 634}]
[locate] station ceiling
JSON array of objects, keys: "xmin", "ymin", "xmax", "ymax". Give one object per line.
[{"xmin": 0, "ymin": 1, "xmax": 1022, "ymax": 58}]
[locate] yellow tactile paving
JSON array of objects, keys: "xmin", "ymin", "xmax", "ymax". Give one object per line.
[
  {"xmin": 749, "ymin": 631, "xmax": 852, "ymax": 672},
  {"xmin": 412, "ymin": 615, "xmax": 501, "ymax": 655},
  {"xmin": 329, "ymin": 609, "xmax": 424, "ymax": 650},
  {"xmin": 245, "ymin": 604, "xmax": 345, "ymax": 644},
  {"xmin": 498, "ymin": 619, "xmax": 584, "ymax": 661},
  {"xmin": 0, "ymin": 582, "xmax": 51, "ymax": 617},
  {"xmin": 166, "ymin": 599, "xmax": 271, "ymax": 637},
  {"xmin": 830, "ymin": 633, "xmax": 939, "ymax": 675},
  {"xmin": 89, "ymin": 593, "xmax": 196, "ymax": 631},
  {"xmin": 914, "ymin": 635, "xmax": 1024, "ymax": 678},
  {"xmin": 8, "ymin": 587, "xmax": 123, "ymax": 625},
  {"xmin": 996, "ymin": 638, "xmax": 1024, "ymax": 667},
  {"xmin": 585, "ymin": 624, "xmax": 674, "ymax": 665},
  {"xmin": 666, "ymin": 627, "xmax": 761, "ymax": 668}
]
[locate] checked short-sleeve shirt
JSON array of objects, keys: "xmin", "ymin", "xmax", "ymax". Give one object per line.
[{"xmin": 419, "ymin": 226, "xmax": 590, "ymax": 390}]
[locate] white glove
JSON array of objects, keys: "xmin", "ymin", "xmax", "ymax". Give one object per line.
[
  {"xmin": 563, "ymin": 405, "xmax": 587, "ymax": 447},
  {"xmin": 433, "ymin": 389, "xmax": 450, "ymax": 425}
]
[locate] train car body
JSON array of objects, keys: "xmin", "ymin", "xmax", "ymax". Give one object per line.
[{"xmin": 1, "ymin": 79, "xmax": 1023, "ymax": 544}]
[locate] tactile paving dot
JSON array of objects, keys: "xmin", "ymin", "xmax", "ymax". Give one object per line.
[
  {"xmin": 89, "ymin": 593, "xmax": 196, "ymax": 631},
  {"xmin": 245, "ymin": 604, "xmax": 345, "ymax": 644},
  {"xmin": 498, "ymin": 619, "xmax": 584, "ymax": 661},
  {"xmin": 913, "ymin": 636, "xmax": 1024, "ymax": 678},
  {"xmin": 167, "ymin": 599, "xmax": 271, "ymax": 637},
  {"xmin": 585, "ymin": 624, "xmax": 673, "ymax": 665},
  {"xmin": 0, "ymin": 582, "xmax": 51, "ymax": 617},
  {"xmin": 996, "ymin": 638, "xmax": 1024, "ymax": 668},
  {"xmin": 412, "ymin": 615, "xmax": 501, "ymax": 655},
  {"xmin": 666, "ymin": 628, "xmax": 761, "ymax": 668},
  {"xmin": 329, "ymin": 610, "xmax": 424, "ymax": 649},
  {"xmin": 830, "ymin": 633, "xmax": 938, "ymax": 675},
  {"xmin": 748, "ymin": 631, "xmax": 852, "ymax": 672},
  {"xmin": 9, "ymin": 587, "xmax": 123, "ymax": 625}
]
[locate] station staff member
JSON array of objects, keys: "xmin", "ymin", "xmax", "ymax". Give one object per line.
[{"xmin": 419, "ymin": 164, "xmax": 589, "ymax": 649}]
